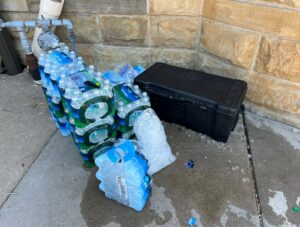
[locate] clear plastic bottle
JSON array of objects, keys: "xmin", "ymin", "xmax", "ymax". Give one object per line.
[{"xmin": 103, "ymin": 64, "xmax": 145, "ymax": 85}]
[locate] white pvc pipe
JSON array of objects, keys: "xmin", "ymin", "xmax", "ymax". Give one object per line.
[{"xmin": 31, "ymin": 0, "xmax": 64, "ymax": 58}]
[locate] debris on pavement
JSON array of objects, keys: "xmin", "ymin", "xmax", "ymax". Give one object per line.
[
  {"xmin": 185, "ymin": 160, "xmax": 195, "ymax": 169},
  {"xmin": 187, "ymin": 217, "xmax": 197, "ymax": 226}
]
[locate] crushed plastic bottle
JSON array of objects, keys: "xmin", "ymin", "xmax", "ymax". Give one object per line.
[
  {"xmin": 95, "ymin": 140, "xmax": 151, "ymax": 211},
  {"xmin": 133, "ymin": 108, "xmax": 176, "ymax": 175}
]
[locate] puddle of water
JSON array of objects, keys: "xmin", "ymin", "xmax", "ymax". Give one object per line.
[{"xmin": 80, "ymin": 168, "xmax": 180, "ymax": 227}]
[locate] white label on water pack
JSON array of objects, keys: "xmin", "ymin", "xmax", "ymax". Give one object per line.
[{"xmin": 116, "ymin": 176, "xmax": 128, "ymax": 200}]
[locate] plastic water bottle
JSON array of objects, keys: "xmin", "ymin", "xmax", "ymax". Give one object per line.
[
  {"xmin": 133, "ymin": 108, "xmax": 176, "ymax": 175},
  {"xmin": 95, "ymin": 140, "xmax": 151, "ymax": 211},
  {"xmin": 49, "ymin": 109, "xmax": 71, "ymax": 136},
  {"xmin": 74, "ymin": 118, "xmax": 117, "ymax": 168},
  {"xmin": 74, "ymin": 115, "xmax": 115, "ymax": 147},
  {"xmin": 80, "ymin": 139, "xmax": 116, "ymax": 168},
  {"xmin": 103, "ymin": 64, "xmax": 145, "ymax": 85}
]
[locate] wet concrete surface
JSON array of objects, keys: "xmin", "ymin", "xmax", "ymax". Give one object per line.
[
  {"xmin": 0, "ymin": 117, "xmax": 260, "ymax": 227},
  {"xmin": 81, "ymin": 119, "xmax": 260, "ymax": 227},
  {"xmin": 0, "ymin": 72, "xmax": 56, "ymax": 207},
  {"xmin": 246, "ymin": 113, "xmax": 300, "ymax": 227}
]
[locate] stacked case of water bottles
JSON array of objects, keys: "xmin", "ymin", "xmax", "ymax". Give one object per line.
[
  {"xmin": 38, "ymin": 43, "xmax": 117, "ymax": 166},
  {"xmin": 102, "ymin": 64, "xmax": 151, "ymax": 139},
  {"xmin": 38, "ymin": 43, "xmax": 78, "ymax": 137},
  {"xmin": 38, "ymin": 43, "xmax": 153, "ymax": 165},
  {"xmin": 58, "ymin": 65, "xmax": 117, "ymax": 166},
  {"xmin": 113, "ymin": 83, "xmax": 151, "ymax": 139},
  {"xmin": 95, "ymin": 140, "xmax": 152, "ymax": 211},
  {"xmin": 36, "ymin": 43, "xmax": 178, "ymax": 211}
]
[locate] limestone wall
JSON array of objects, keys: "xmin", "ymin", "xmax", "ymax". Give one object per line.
[{"xmin": 1, "ymin": 0, "xmax": 299, "ymax": 127}]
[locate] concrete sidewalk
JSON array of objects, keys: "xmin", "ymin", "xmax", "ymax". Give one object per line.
[
  {"xmin": 0, "ymin": 73, "xmax": 56, "ymax": 206},
  {"xmin": 0, "ymin": 119, "xmax": 260, "ymax": 226},
  {"xmin": 246, "ymin": 114, "xmax": 300, "ymax": 226},
  {"xmin": 0, "ymin": 73, "xmax": 299, "ymax": 226}
]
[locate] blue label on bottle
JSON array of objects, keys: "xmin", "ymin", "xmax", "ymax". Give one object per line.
[
  {"xmin": 133, "ymin": 65, "xmax": 145, "ymax": 75},
  {"xmin": 103, "ymin": 71, "xmax": 122, "ymax": 84},
  {"xmin": 121, "ymin": 85, "xmax": 139, "ymax": 102},
  {"xmin": 49, "ymin": 51, "xmax": 72, "ymax": 65}
]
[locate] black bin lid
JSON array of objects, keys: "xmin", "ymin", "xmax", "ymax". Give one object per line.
[{"xmin": 136, "ymin": 63, "xmax": 247, "ymax": 115}]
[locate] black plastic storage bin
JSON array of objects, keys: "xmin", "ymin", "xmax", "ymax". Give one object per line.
[{"xmin": 135, "ymin": 63, "xmax": 247, "ymax": 142}]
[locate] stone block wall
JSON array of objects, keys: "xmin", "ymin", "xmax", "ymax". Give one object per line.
[{"xmin": 1, "ymin": 0, "xmax": 299, "ymax": 127}]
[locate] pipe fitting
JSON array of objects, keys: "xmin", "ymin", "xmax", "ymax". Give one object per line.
[{"xmin": 62, "ymin": 19, "xmax": 73, "ymax": 30}]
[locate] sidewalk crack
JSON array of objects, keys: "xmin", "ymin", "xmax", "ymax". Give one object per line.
[{"xmin": 241, "ymin": 107, "xmax": 264, "ymax": 227}]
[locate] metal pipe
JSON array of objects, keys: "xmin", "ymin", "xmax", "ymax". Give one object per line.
[
  {"xmin": 17, "ymin": 28, "xmax": 32, "ymax": 55},
  {"xmin": 0, "ymin": 19, "xmax": 76, "ymax": 53},
  {"xmin": 0, "ymin": 19, "xmax": 74, "ymax": 30},
  {"xmin": 0, "ymin": 18, "xmax": 77, "ymax": 84}
]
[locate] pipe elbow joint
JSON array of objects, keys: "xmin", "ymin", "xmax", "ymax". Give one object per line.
[{"xmin": 62, "ymin": 19, "xmax": 73, "ymax": 30}]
